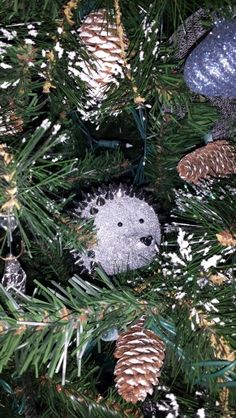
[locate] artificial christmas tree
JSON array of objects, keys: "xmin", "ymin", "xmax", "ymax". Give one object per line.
[{"xmin": 0, "ymin": 1, "xmax": 235, "ymax": 417}]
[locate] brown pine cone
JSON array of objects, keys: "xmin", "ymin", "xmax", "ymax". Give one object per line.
[
  {"xmin": 78, "ymin": 9, "xmax": 128, "ymax": 101},
  {"xmin": 177, "ymin": 140, "xmax": 236, "ymax": 184},
  {"xmin": 114, "ymin": 317, "xmax": 165, "ymax": 404}
]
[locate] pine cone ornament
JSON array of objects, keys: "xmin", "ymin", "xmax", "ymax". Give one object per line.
[
  {"xmin": 78, "ymin": 9, "xmax": 128, "ymax": 103},
  {"xmin": 177, "ymin": 140, "xmax": 236, "ymax": 184},
  {"xmin": 114, "ymin": 317, "xmax": 165, "ymax": 404}
]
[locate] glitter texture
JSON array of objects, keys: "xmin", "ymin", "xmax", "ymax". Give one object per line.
[
  {"xmin": 78, "ymin": 9, "xmax": 127, "ymax": 101},
  {"xmin": 2, "ymin": 257, "xmax": 26, "ymax": 293},
  {"xmin": 72, "ymin": 185, "xmax": 161, "ymax": 275},
  {"xmin": 184, "ymin": 20, "xmax": 236, "ymax": 98}
]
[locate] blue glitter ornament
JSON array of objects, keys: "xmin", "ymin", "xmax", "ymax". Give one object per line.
[{"xmin": 184, "ymin": 20, "xmax": 236, "ymax": 98}]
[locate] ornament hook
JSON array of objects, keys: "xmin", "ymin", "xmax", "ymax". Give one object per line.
[{"xmin": 0, "ymin": 241, "xmax": 24, "ymax": 261}]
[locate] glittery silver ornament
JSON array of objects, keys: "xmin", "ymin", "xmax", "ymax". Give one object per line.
[
  {"xmin": 1, "ymin": 256, "xmax": 26, "ymax": 294},
  {"xmin": 72, "ymin": 185, "xmax": 161, "ymax": 275},
  {"xmin": 184, "ymin": 20, "xmax": 236, "ymax": 98}
]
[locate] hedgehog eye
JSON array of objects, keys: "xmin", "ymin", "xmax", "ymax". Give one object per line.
[
  {"xmin": 117, "ymin": 222, "xmax": 123, "ymax": 227},
  {"xmin": 139, "ymin": 218, "xmax": 144, "ymax": 224}
]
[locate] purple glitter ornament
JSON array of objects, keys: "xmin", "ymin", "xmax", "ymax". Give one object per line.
[{"xmin": 184, "ymin": 20, "xmax": 236, "ymax": 98}]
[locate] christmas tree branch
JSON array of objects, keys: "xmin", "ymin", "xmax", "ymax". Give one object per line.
[{"xmin": 0, "ymin": 266, "xmax": 235, "ymax": 394}]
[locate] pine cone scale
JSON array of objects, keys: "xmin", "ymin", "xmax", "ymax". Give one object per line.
[
  {"xmin": 114, "ymin": 318, "xmax": 165, "ymax": 404},
  {"xmin": 78, "ymin": 8, "xmax": 128, "ymax": 106},
  {"xmin": 177, "ymin": 140, "xmax": 236, "ymax": 183},
  {"xmin": 115, "ymin": 342, "xmax": 165, "ymax": 357}
]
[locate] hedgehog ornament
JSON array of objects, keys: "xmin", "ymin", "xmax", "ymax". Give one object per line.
[{"xmin": 71, "ymin": 185, "xmax": 161, "ymax": 275}]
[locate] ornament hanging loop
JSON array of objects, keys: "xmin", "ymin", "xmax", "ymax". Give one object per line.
[{"xmin": 0, "ymin": 240, "xmax": 24, "ymax": 261}]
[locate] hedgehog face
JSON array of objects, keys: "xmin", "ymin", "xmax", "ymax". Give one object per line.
[{"xmin": 74, "ymin": 187, "xmax": 161, "ymax": 275}]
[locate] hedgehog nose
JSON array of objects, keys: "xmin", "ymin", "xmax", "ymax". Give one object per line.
[{"xmin": 140, "ymin": 235, "xmax": 153, "ymax": 246}]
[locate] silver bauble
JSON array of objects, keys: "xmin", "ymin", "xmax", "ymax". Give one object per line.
[
  {"xmin": 72, "ymin": 185, "xmax": 161, "ymax": 275},
  {"xmin": 184, "ymin": 20, "xmax": 236, "ymax": 98}
]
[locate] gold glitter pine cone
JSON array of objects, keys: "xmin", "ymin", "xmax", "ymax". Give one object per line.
[
  {"xmin": 114, "ymin": 317, "xmax": 165, "ymax": 404},
  {"xmin": 177, "ymin": 140, "xmax": 236, "ymax": 184},
  {"xmin": 78, "ymin": 8, "xmax": 128, "ymax": 100}
]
